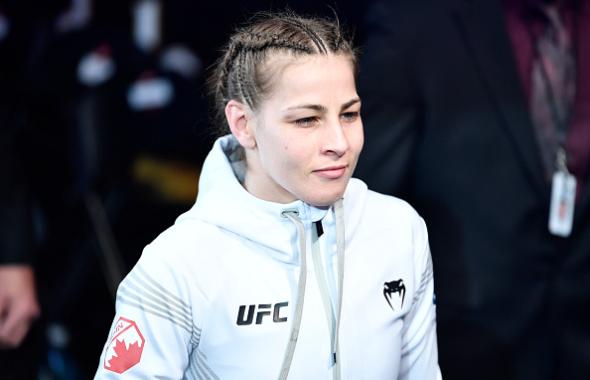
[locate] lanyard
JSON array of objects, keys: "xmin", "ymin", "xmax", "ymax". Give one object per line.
[{"xmin": 526, "ymin": 5, "xmax": 578, "ymax": 156}]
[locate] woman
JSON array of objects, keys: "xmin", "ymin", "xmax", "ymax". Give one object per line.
[{"xmin": 95, "ymin": 12, "xmax": 442, "ymax": 380}]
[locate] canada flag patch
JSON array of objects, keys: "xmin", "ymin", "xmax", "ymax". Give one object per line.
[{"xmin": 103, "ymin": 317, "xmax": 145, "ymax": 373}]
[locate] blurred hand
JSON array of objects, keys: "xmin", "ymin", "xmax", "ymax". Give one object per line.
[{"xmin": 0, "ymin": 265, "xmax": 40, "ymax": 348}]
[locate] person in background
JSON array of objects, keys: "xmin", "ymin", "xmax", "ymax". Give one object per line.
[
  {"xmin": 0, "ymin": 130, "xmax": 40, "ymax": 350},
  {"xmin": 355, "ymin": 0, "xmax": 590, "ymax": 379},
  {"xmin": 0, "ymin": 3, "xmax": 42, "ymax": 378},
  {"xmin": 94, "ymin": 11, "xmax": 442, "ymax": 379}
]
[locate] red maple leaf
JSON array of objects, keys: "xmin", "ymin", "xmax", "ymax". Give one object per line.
[{"xmin": 107, "ymin": 339, "xmax": 143, "ymax": 373}]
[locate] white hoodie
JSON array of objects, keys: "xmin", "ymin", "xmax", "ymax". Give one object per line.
[{"xmin": 95, "ymin": 135, "xmax": 442, "ymax": 380}]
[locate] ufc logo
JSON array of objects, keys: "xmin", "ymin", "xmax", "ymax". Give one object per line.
[{"xmin": 236, "ymin": 302, "xmax": 289, "ymax": 325}]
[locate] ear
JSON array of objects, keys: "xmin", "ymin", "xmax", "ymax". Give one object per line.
[{"xmin": 225, "ymin": 100, "xmax": 256, "ymax": 149}]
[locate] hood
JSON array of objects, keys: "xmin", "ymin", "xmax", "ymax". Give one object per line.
[{"xmin": 177, "ymin": 134, "xmax": 367, "ymax": 263}]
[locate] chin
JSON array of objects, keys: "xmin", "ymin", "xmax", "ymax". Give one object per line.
[{"xmin": 304, "ymin": 189, "xmax": 346, "ymax": 208}]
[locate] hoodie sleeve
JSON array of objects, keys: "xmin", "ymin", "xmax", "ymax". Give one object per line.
[
  {"xmin": 94, "ymin": 243, "xmax": 202, "ymax": 379},
  {"xmin": 399, "ymin": 216, "xmax": 443, "ymax": 380}
]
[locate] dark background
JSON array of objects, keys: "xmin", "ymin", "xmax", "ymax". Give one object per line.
[{"xmin": 0, "ymin": 1, "xmax": 372, "ymax": 378}]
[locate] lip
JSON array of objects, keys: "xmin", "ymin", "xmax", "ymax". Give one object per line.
[{"xmin": 313, "ymin": 165, "xmax": 348, "ymax": 179}]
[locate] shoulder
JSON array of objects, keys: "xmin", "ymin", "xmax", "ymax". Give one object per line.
[
  {"xmin": 348, "ymin": 178, "xmax": 423, "ymax": 227},
  {"xmin": 367, "ymin": 189, "xmax": 420, "ymax": 220},
  {"xmin": 371, "ymin": 189, "xmax": 429, "ymax": 251},
  {"xmin": 143, "ymin": 217, "xmax": 222, "ymax": 260},
  {"xmin": 126, "ymin": 218, "xmax": 228, "ymax": 292},
  {"xmin": 150, "ymin": 217, "xmax": 215, "ymax": 246},
  {"xmin": 346, "ymin": 178, "xmax": 428, "ymax": 251},
  {"xmin": 344, "ymin": 181, "xmax": 433, "ymax": 313},
  {"xmin": 363, "ymin": 186, "xmax": 433, "ymax": 303},
  {"xmin": 117, "ymin": 219, "xmax": 221, "ymax": 311}
]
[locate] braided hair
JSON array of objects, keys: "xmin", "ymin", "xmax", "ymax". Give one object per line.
[{"xmin": 207, "ymin": 11, "xmax": 358, "ymax": 135}]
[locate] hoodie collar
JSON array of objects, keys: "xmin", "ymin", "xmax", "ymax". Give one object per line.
[{"xmin": 178, "ymin": 135, "xmax": 330, "ymax": 262}]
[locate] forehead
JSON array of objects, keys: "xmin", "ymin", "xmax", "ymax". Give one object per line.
[{"xmin": 261, "ymin": 53, "xmax": 357, "ymax": 107}]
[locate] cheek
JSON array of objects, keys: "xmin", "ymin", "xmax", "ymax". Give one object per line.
[
  {"xmin": 349, "ymin": 126, "xmax": 365, "ymax": 155},
  {"xmin": 357, "ymin": 133, "xmax": 365, "ymax": 153},
  {"xmin": 279, "ymin": 145, "xmax": 312, "ymax": 180}
]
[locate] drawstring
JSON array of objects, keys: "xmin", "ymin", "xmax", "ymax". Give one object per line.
[
  {"xmin": 279, "ymin": 210, "xmax": 307, "ymax": 380},
  {"xmin": 333, "ymin": 199, "xmax": 345, "ymax": 380},
  {"xmin": 278, "ymin": 200, "xmax": 345, "ymax": 380},
  {"xmin": 311, "ymin": 221, "xmax": 337, "ymax": 367}
]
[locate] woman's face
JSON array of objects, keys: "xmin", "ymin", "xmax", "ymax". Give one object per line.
[{"xmin": 244, "ymin": 54, "xmax": 363, "ymax": 207}]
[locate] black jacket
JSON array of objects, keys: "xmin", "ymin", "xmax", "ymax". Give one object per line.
[{"xmin": 355, "ymin": 1, "xmax": 590, "ymax": 379}]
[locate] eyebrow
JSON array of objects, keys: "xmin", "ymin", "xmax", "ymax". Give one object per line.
[
  {"xmin": 285, "ymin": 98, "xmax": 361, "ymax": 113},
  {"xmin": 341, "ymin": 98, "xmax": 361, "ymax": 111}
]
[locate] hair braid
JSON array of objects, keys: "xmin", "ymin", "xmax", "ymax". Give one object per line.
[
  {"xmin": 207, "ymin": 11, "xmax": 357, "ymax": 136},
  {"xmin": 211, "ymin": 42, "xmax": 239, "ymax": 108},
  {"xmin": 282, "ymin": 17, "xmax": 328, "ymax": 54},
  {"xmin": 237, "ymin": 50, "xmax": 255, "ymax": 108}
]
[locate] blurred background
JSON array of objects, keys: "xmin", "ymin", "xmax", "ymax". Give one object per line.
[
  {"xmin": 4, "ymin": 0, "xmax": 589, "ymax": 379},
  {"xmin": 0, "ymin": 1, "xmax": 371, "ymax": 378}
]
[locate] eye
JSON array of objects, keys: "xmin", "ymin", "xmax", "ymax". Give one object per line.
[
  {"xmin": 341, "ymin": 111, "xmax": 360, "ymax": 123},
  {"xmin": 294, "ymin": 116, "xmax": 319, "ymax": 128}
]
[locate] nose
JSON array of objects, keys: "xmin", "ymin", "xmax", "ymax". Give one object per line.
[{"xmin": 321, "ymin": 119, "xmax": 349, "ymax": 157}]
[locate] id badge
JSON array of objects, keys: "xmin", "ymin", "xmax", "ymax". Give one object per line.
[{"xmin": 548, "ymin": 171, "xmax": 576, "ymax": 237}]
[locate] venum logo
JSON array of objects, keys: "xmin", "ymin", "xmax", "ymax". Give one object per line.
[
  {"xmin": 236, "ymin": 302, "xmax": 289, "ymax": 325},
  {"xmin": 384, "ymin": 279, "xmax": 406, "ymax": 311}
]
